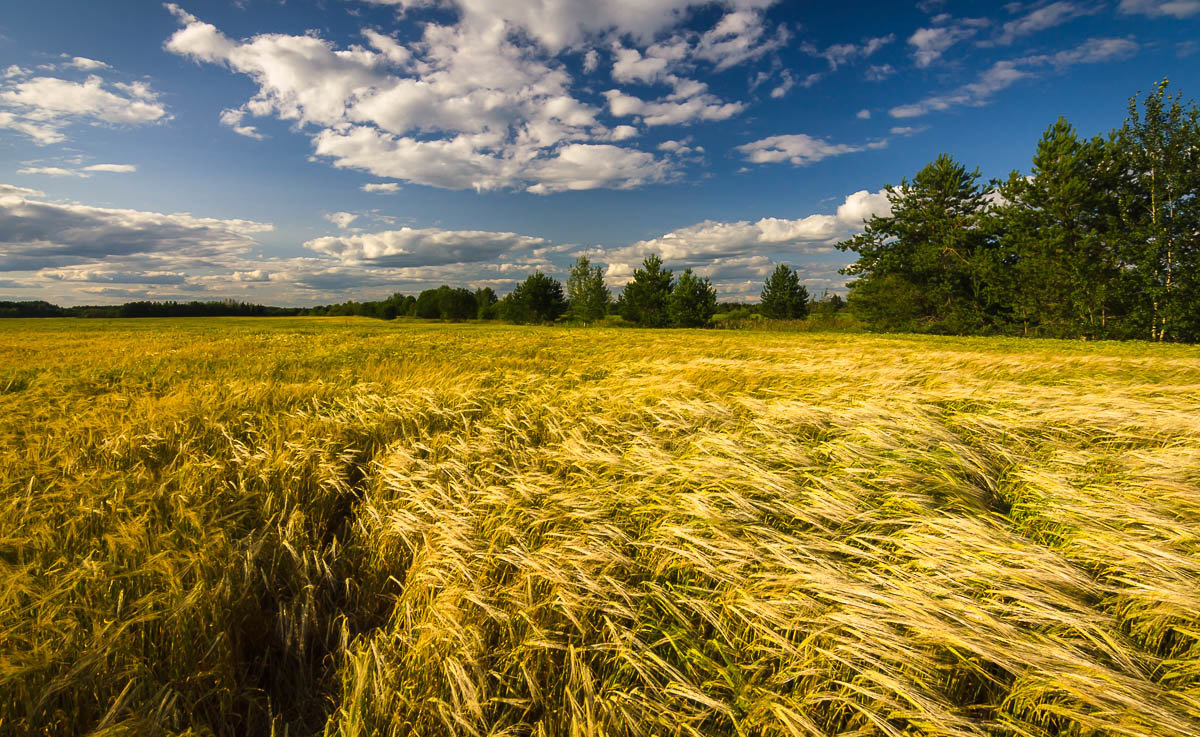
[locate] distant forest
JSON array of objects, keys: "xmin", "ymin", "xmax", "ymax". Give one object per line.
[{"xmin": 5, "ymin": 80, "xmax": 1197, "ymax": 341}]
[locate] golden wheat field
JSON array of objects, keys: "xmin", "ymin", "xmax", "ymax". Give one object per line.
[{"xmin": 3, "ymin": 317, "xmax": 1200, "ymax": 737}]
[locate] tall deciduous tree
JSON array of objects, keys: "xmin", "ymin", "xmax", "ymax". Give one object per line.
[
  {"xmin": 617, "ymin": 254, "xmax": 673, "ymax": 327},
  {"xmin": 759, "ymin": 264, "xmax": 810, "ymax": 319},
  {"xmin": 667, "ymin": 268, "xmax": 717, "ymax": 327},
  {"xmin": 565, "ymin": 256, "xmax": 610, "ymax": 323},
  {"xmin": 837, "ymin": 154, "xmax": 999, "ymax": 333},
  {"xmin": 1112, "ymin": 79, "xmax": 1200, "ymax": 341}
]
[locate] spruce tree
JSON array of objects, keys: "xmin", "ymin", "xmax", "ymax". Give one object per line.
[
  {"xmin": 759, "ymin": 264, "xmax": 810, "ymax": 319},
  {"xmin": 616, "ymin": 254, "xmax": 673, "ymax": 327},
  {"xmin": 993, "ymin": 118, "xmax": 1119, "ymax": 337},
  {"xmin": 500, "ymin": 272, "xmax": 567, "ymax": 324},
  {"xmin": 667, "ymin": 268, "xmax": 717, "ymax": 327},
  {"xmin": 837, "ymin": 154, "xmax": 998, "ymax": 333}
]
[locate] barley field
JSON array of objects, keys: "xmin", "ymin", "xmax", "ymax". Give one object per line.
[{"xmin": 2, "ymin": 318, "xmax": 1199, "ymax": 737}]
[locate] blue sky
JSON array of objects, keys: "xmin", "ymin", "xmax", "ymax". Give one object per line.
[{"xmin": 1, "ymin": 0, "xmax": 1197, "ymax": 304}]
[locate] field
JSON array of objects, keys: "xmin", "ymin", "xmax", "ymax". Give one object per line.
[{"xmin": 2, "ymin": 318, "xmax": 1200, "ymax": 737}]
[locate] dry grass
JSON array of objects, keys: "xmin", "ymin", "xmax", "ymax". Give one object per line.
[{"xmin": 2, "ymin": 317, "xmax": 1199, "ymax": 736}]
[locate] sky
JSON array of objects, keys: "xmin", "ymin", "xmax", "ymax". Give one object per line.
[{"xmin": 1, "ymin": 0, "xmax": 1197, "ymax": 305}]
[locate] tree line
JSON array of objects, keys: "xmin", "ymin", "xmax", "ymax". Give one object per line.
[
  {"xmin": 306, "ymin": 255, "xmax": 826, "ymax": 327},
  {"xmin": 839, "ymin": 79, "xmax": 1200, "ymax": 341},
  {"xmin": 0, "ymin": 260, "xmax": 839, "ymax": 326}
]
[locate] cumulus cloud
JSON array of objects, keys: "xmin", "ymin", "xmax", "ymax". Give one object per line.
[
  {"xmin": 163, "ymin": 2, "xmax": 776, "ymax": 192},
  {"xmin": 1119, "ymin": 0, "xmax": 1200, "ymax": 17},
  {"xmin": 588, "ymin": 188, "xmax": 891, "ymax": 290},
  {"xmin": 324, "ymin": 211, "xmax": 359, "ymax": 229},
  {"xmin": 891, "ymin": 37, "xmax": 1137, "ymax": 118},
  {"xmin": 693, "ymin": 9, "xmax": 789, "ymax": 70},
  {"xmin": 359, "ymin": 0, "xmax": 779, "ymax": 53},
  {"xmin": 0, "ymin": 185, "xmax": 271, "ymax": 271},
  {"xmin": 305, "ymin": 226, "xmax": 549, "ymax": 267},
  {"xmin": 0, "ymin": 72, "xmax": 169, "ymax": 144},
  {"xmin": 736, "ymin": 133, "xmax": 886, "ymax": 166}
]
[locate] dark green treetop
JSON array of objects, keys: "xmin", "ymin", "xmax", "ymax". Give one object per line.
[
  {"xmin": 667, "ymin": 268, "xmax": 717, "ymax": 327},
  {"xmin": 759, "ymin": 264, "xmax": 809, "ymax": 319}
]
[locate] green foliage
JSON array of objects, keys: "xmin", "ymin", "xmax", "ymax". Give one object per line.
[
  {"xmin": 838, "ymin": 154, "xmax": 1000, "ymax": 334},
  {"xmin": 992, "ymin": 119, "xmax": 1119, "ymax": 338},
  {"xmin": 666, "ymin": 268, "xmax": 717, "ymax": 327},
  {"xmin": 474, "ymin": 287, "xmax": 499, "ymax": 320},
  {"xmin": 839, "ymin": 80, "xmax": 1200, "ymax": 342},
  {"xmin": 565, "ymin": 256, "xmax": 610, "ymax": 323},
  {"xmin": 1112, "ymin": 79, "xmax": 1200, "ymax": 342},
  {"xmin": 415, "ymin": 288, "xmax": 443, "ymax": 319},
  {"xmin": 499, "ymin": 272, "xmax": 567, "ymax": 324},
  {"xmin": 616, "ymin": 254, "xmax": 673, "ymax": 327},
  {"xmin": 759, "ymin": 264, "xmax": 810, "ymax": 319}
]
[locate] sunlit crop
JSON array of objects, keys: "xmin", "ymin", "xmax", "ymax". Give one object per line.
[{"xmin": 3, "ymin": 317, "xmax": 1199, "ymax": 736}]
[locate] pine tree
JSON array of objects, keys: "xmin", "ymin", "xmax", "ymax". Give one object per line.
[
  {"xmin": 565, "ymin": 256, "xmax": 610, "ymax": 323},
  {"xmin": 837, "ymin": 154, "xmax": 999, "ymax": 333},
  {"xmin": 616, "ymin": 254, "xmax": 673, "ymax": 327},
  {"xmin": 667, "ymin": 268, "xmax": 717, "ymax": 327},
  {"xmin": 759, "ymin": 264, "xmax": 810, "ymax": 319},
  {"xmin": 500, "ymin": 272, "xmax": 567, "ymax": 324}
]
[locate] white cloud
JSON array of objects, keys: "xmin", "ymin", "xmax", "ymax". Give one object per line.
[
  {"xmin": 583, "ymin": 49, "xmax": 600, "ymax": 73},
  {"xmin": 219, "ymin": 108, "xmax": 266, "ymax": 139},
  {"xmin": 359, "ymin": 0, "xmax": 779, "ymax": 53},
  {"xmin": 603, "ymin": 84, "xmax": 744, "ymax": 126},
  {"xmin": 362, "ymin": 182, "xmax": 401, "ymax": 193},
  {"xmin": 609, "ymin": 124, "xmax": 639, "ymax": 140},
  {"xmin": 83, "ymin": 163, "xmax": 136, "ymax": 173},
  {"xmin": 305, "ymin": 226, "xmax": 549, "ymax": 267},
  {"xmin": 908, "ymin": 18, "xmax": 988, "ymax": 67},
  {"xmin": 803, "ymin": 34, "xmax": 895, "ymax": 70},
  {"xmin": 588, "ymin": 187, "xmax": 890, "ymax": 292},
  {"xmin": 983, "ymin": 2, "xmax": 1095, "ymax": 46},
  {"xmin": 17, "ymin": 166, "xmax": 85, "ymax": 177},
  {"xmin": 693, "ymin": 9, "xmax": 789, "ymax": 71},
  {"xmin": 324, "ymin": 211, "xmax": 360, "ymax": 229},
  {"xmin": 1119, "ymin": 0, "xmax": 1200, "ymax": 17},
  {"xmin": 0, "ymin": 72, "xmax": 169, "ymax": 145},
  {"xmin": 64, "ymin": 56, "xmax": 109, "ymax": 71},
  {"xmin": 865, "ymin": 64, "xmax": 896, "ymax": 81},
  {"xmin": 0, "ymin": 185, "xmax": 272, "ymax": 271},
  {"xmin": 856, "ymin": 109, "xmax": 871, "ymax": 119},
  {"xmin": 17, "ymin": 163, "xmax": 136, "ymax": 177},
  {"xmin": 836, "ymin": 188, "xmax": 892, "ymax": 226},
  {"xmin": 888, "ymin": 125, "xmax": 927, "ymax": 135},
  {"xmin": 166, "ymin": 5, "xmax": 686, "ymax": 192},
  {"xmin": 0, "ymin": 184, "xmax": 44, "ymax": 197},
  {"xmin": 891, "ymin": 37, "xmax": 1137, "ymax": 118},
  {"xmin": 736, "ymin": 133, "xmax": 884, "ymax": 166}
]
